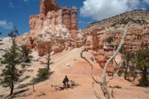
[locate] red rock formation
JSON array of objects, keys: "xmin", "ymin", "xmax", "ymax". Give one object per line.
[
  {"xmin": 37, "ymin": 40, "xmax": 65, "ymax": 56},
  {"xmin": 29, "ymin": 14, "xmax": 45, "ymax": 35},
  {"xmin": 69, "ymin": 6, "xmax": 78, "ymax": 38},
  {"xmin": 71, "ymin": 6, "xmax": 78, "ymax": 30},
  {"xmin": 62, "ymin": 7, "xmax": 71, "ymax": 30},
  {"xmin": 29, "ymin": 15, "xmax": 39, "ymax": 34},
  {"xmin": 40, "ymin": 0, "xmax": 58, "ymax": 15},
  {"xmin": 30, "ymin": 0, "xmax": 78, "ymax": 38},
  {"xmin": 37, "ymin": 41, "xmax": 50, "ymax": 56},
  {"xmin": 27, "ymin": 0, "xmax": 80, "ymax": 56}
]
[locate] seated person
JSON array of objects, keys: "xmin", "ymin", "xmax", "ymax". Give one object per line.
[{"xmin": 62, "ymin": 75, "xmax": 69, "ymax": 88}]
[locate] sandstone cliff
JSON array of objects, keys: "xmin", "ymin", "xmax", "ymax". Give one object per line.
[
  {"xmin": 29, "ymin": 0, "xmax": 78, "ymax": 37},
  {"xmin": 82, "ymin": 10, "xmax": 149, "ymax": 75},
  {"xmin": 83, "ymin": 10, "xmax": 149, "ymax": 52},
  {"xmin": 23, "ymin": 0, "xmax": 81, "ymax": 56}
]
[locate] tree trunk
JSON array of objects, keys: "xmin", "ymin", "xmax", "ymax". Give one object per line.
[
  {"xmin": 47, "ymin": 46, "xmax": 51, "ymax": 70},
  {"xmin": 10, "ymin": 64, "xmax": 15, "ymax": 96},
  {"xmin": 101, "ymin": 78, "xmax": 110, "ymax": 99},
  {"xmin": 124, "ymin": 59, "xmax": 129, "ymax": 80},
  {"xmin": 10, "ymin": 82, "xmax": 14, "ymax": 95},
  {"xmin": 100, "ymin": 23, "xmax": 129, "ymax": 99},
  {"xmin": 81, "ymin": 23, "xmax": 129, "ymax": 99},
  {"xmin": 142, "ymin": 67, "xmax": 148, "ymax": 86},
  {"xmin": 33, "ymin": 82, "xmax": 35, "ymax": 92}
]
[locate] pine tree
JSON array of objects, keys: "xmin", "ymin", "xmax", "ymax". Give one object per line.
[
  {"xmin": 21, "ymin": 45, "xmax": 31, "ymax": 63},
  {"xmin": 0, "ymin": 30, "xmax": 22, "ymax": 95},
  {"xmin": 135, "ymin": 48, "xmax": 149, "ymax": 86},
  {"xmin": 123, "ymin": 51, "xmax": 135, "ymax": 80}
]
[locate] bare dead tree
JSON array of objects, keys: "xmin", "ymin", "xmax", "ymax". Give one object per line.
[{"xmin": 81, "ymin": 24, "xmax": 129, "ymax": 99}]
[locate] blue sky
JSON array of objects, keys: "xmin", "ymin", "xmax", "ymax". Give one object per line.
[{"xmin": 0, "ymin": 0, "xmax": 149, "ymax": 37}]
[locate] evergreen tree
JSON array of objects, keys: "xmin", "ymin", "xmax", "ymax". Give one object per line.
[
  {"xmin": 21, "ymin": 45, "xmax": 31, "ymax": 63},
  {"xmin": 0, "ymin": 30, "xmax": 22, "ymax": 95},
  {"xmin": 136, "ymin": 48, "xmax": 149, "ymax": 86},
  {"xmin": 123, "ymin": 51, "xmax": 135, "ymax": 80}
]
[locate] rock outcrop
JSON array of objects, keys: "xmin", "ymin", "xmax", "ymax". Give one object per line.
[
  {"xmin": 71, "ymin": 6, "xmax": 78, "ymax": 30},
  {"xmin": 40, "ymin": 0, "xmax": 58, "ymax": 15},
  {"xmin": 82, "ymin": 10, "xmax": 149, "ymax": 75},
  {"xmin": 62, "ymin": 7, "xmax": 71, "ymax": 30},
  {"xmin": 29, "ymin": 0, "xmax": 78, "ymax": 37},
  {"xmin": 26, "ymin": 0, "xmax": 80, "ymax": 56}
]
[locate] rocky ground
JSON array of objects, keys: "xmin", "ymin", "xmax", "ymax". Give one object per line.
[{"xmin": 0, "ymin": 38, "xmax": 149, "ymax": 99}]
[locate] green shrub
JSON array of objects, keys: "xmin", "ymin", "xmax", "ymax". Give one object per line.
[
  {"xmin": 32, "ymin": 68, "xmax": 53, "ymax": 84},
  {"xmin": 138, "ymin": 77, "xmax": 149, "ymax": 87},
  {"xmin": 107, "ymin": 36, "xmax": 114, "ymax": 44},
  {"xmin": 21, "ymin": 64, "xmax": 26, "ymax": 68},
  {"xmin": 17, "ymin": 84, "xmax": 28, "ymax": 89}
]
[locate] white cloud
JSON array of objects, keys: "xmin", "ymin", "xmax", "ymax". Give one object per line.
[
  {"xmin": 80, "ymin": 0, "xmax": 146, "ymax": 21},
  {"xmin": 0, "ymin": 20, "xmax": 13, "ymax": 29},
  {"xmin": 8, "ymin": 1, "xmax": 15, "ymax": 8}
]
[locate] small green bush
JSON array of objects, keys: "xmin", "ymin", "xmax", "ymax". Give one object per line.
[
  {"xmin": 107, "ymin": 36, "xmax": 114, "ymax": 44},
  {"xmin": 21, "ymin": 64, "xmax": 26, "ymax": 68},
  {"xmin": 17, "ymin": 84, "xmax": 28, "ymax": 89},
  {"xmin": 138, "ymin": 78, "xmax": 149, "ymax": 87},
  {"xmin": 32, "ymin": 68, "xmax": 53, "ymax": 84}
]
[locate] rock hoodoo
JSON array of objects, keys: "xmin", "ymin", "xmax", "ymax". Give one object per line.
[
  {"xmin": 29, "ymin": 0, "xmax": 78, "ymax": 38},
  {"xmin": 40, "ymin": 0, "xmax": 58, "ymax": 15},
  {"xmin": 25, "ymin": 0, "xmax": 81, "ymax": 55}
]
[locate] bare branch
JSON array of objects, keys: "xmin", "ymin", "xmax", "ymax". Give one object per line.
[
  {"xmin": 111, "ymin": 87, "xmax": 116, "ymax": 99},
  {"xmin": 81, "ymin": 48, "xmax": 101, "ymax": 84},
  {"xmin": 92, "ymin": 82, "xmax": 102, "ymax": 99},
  {"xmin": 90, "ymin": 65, "xmax": 101, "ymax": 84},
  {"xmin": 106, "ymin": 58, "xmax": 121, "ymax": 84},
  {"xmin": 106, "ymin": 68, "xmax": 120, "ymax": 84},
  {"xmin": 102, "ymin": 23, "xmax": 129, "ymax": 78},
  {"xmin": 105, "ymin": 23, "xmax": 129, "ymax": 84},
  {"xmin": 113, "ymin": 58, "xmax": 119, "ymax": 68},
  {"xmin": 100, "ymin": 23, "xmax": 129, "ymax": 99},
  {"xmin": 80, "ymin": 23, "xmax": 129, "ymax": 99}
]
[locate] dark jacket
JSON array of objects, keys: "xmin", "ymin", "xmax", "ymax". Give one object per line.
[{"xmin": 63, "ymin": 77, "xmax": 69, "ymax": 83}]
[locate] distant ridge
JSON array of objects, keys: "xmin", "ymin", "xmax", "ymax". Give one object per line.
[{"xmin": 84, "ymin": 10, "xmax": 149, "ymax": 29}]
